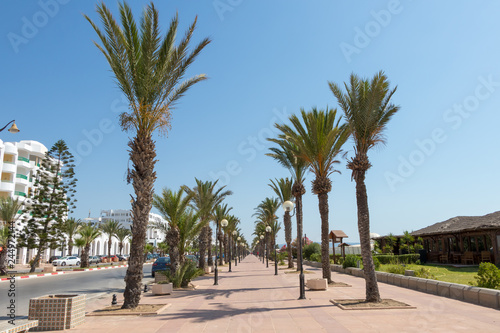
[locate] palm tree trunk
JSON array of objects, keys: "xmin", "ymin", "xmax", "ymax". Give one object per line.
[
  {"xmin": 166, "ymin": 228, "xmax": 180, "ymax": 273},
  {"xmin": 0, "ymin": 250, "xmax": 8, "ymax": 275},
  {"xmin": 67, "ymin": 240, "xmax": 73, "ymax": 257},
  {"xmin": 284, "ymin": 211, "xmax": 293, "ymax": 268},
  {"xmin": 318, "ymin": 192, "xmax": 332, "ymax": 283},
  {"xmin": 82, "ymin": 244, "xmax": 90, "ymax": 268},
  {"xmin": 295, "ymin": 193, "xmax": 303, "ymax": 272},
  {"xmin": 122, "ymin": 133, "xmax": 156, "ymax": 309},
  {"xmin": 355, "ymin": 170, "xmax": 381, "ymax": 303},
  {"xmin": 219, "ymin": 230, "xmax": 223, "ymax": 265},
  {"xmin": 207, "ymin": 226, "xmax": 213, "ymax": 266},
  {"xmin": 108, "ymin": 237, "xmax": 112, "ymax": 257},
  {"xmin": 198, "ymin": 225, "xmax": 208, "ymax": 270}
]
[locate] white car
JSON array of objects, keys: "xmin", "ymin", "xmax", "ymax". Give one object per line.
[{"xmin": 52, "ymin": 256, "xmax": 80, "ymax": 266}]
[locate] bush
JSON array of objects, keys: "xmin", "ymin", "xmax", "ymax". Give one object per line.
[
  {"xmin": 161, "ymin": 261, "xmax": 202, "ymax": 288},
  {"xmin": 385, "ymin": 264, "xmax": 405, "ymax": 275},
  {"xmin": 310, "ymin": 253, "xmax": 321, "ymax": 262},
  {"xmin": 372, "ymin": 256, "xmax": 381, "ymax": 270},
  {"xmin": 374, "ymin": 254, "xmax": 420, "ymax": 265},
  {"xmin": 303, "ymin": 242, "xmax": 321, "ymax": 260},
  {"xmin": 473, "ymin": 262, "xmax": 500, "ymax": 289},
  {"xmin": 414, "ymin": 267, "xmax": 435, "ymax": 280},
  {"xmin": 342, "ymin": 254, "xmax": 359, "ymax": 269}
]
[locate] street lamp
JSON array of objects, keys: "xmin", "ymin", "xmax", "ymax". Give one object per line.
[
  {"xmin": 237, "ymin": 236, "xmax": 241, "ymax": 263},
  {"xmin": 0, "ymin": 120, "xmax": 20, "ymax": 133},
  {"xmin": 260, "ymin": 234, "xmax": 264, "ymax": 263},
  {"xmin": 265, "ymin": 225, "xmax": 271, "ymax": 268},
  {"xmin": 214, "ymin": 218, "xmax": 228, "ymax": 285},
  {"xmin": 232, "ymin": 230, "xmax": 237, "ymax": 267},
  {"xmin": 221, "ymin": 219, "xmax": 229, "ymax": 272},
  {"xmin": 283, "ymin": 200, "xmax": 305, "ymax": 300}
]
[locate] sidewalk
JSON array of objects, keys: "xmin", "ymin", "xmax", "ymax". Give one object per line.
[{"xmin": 71, "ymin": 255, "xmax": 500, "ymax": 333}]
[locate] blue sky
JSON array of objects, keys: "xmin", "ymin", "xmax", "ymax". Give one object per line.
[{"xmin": 2, "ymin": 0, "xmax": 500, "ymax": 245}]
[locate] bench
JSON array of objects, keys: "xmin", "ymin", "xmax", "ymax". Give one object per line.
[{"xmin": 0, "ymin": 319, "xmax": 38, "ymax": 333}]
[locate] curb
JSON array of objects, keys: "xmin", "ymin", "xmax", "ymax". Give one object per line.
[{"xmin": 0, "ymin": 262, "xmax": 152, "ymax": 283}]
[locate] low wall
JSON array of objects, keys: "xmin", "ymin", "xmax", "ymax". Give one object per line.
[{"xmin": 301, "ymin": 260, "xmax": 500, "ymax": 310}]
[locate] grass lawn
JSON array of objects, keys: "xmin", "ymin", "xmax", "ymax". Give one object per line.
[{"xmin": 378, "ymin": 263, "xmax": 478, "ymax": 285}]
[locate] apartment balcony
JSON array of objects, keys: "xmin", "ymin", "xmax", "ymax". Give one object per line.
[
  {"xmin": 14, "ymin": 190, "xmax": 27, "ymax": 197},
  {"xmin": 0, "ymin": 180, "xmax": 14, "ymax": 192},
  {"xmin": 2, "ymin": 162, "xmax": 16, "ymax": 173},
  {"xmin": 16, "ymin": 174, "xmax": 28, "ymax": 185},
  {"xmin": 17, "ymin": 156, "xmax": 31, "ymax": 168}
]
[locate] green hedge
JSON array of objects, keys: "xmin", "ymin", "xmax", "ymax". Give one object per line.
[{"xmin": 374, "ymin": 254, "xmax": 420, "ymax": 265}]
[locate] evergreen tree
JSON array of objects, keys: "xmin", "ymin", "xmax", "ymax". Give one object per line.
[{"xmin": 19, "ymin": 140, "xmax": 77, "ymax": 273}]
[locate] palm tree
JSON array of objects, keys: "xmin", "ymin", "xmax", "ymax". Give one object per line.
[
  {"xmin": 183, "ymin": 179, "xmax": 232, "ymax": 269},
  {"xmin": 115, "ymin": 227, "xmax": 131, "ymax": 255},
  {"xmin": 0, "ymin": 226, "xmax": 10, "ymax": 275},
  {"xmin": 254, "ymin": 197, "xmax": 280, "ymax": 264},
  {"xmin": 385, "ymin": 233, "xmax": 397, "ymax": 254},
  {"xmin": 77, "ymin": 223, "xmax": 102, "ymax": 268},
  {"xmin": 213, "ymin": 204, "xmax": 232, "ymax": 265},
  {"xmin": 402, "ymin": 231, "xmax": 414, "ymax": 254},
  {"xmin": 329, "ymin": 71, "xmax": 400, "ymax": 303},
  {"xmin": 85, "ymin": 2, "xmax": 210, "ymax": 309},
  {"xmin": 274, "ymin": 108, "xmax": 348, "ymax": 283},
  {"xmin": 152, "ymin": 187, "xmax": 195, "ymax": 272},
  {"xmin": 0, "ymin": 197, "xmax": 23, "ymax": 275},
  {"xmin": 157, "ymin": 242, "xmax": 168, "ymax": 257},
  {"xmin": 267, "ymin": 141, "xmax": 309, "ymax": 272},
  {"xmin": 100, "ymin": 220, "xmax": 120, "ymax": 259},
  {"xmin": 269, "ymin": 178, "xmax": 294, "ymax": 268},
  {"xmin": 62, "ymin": 218, "xmax": 82, "ymax": 256}
]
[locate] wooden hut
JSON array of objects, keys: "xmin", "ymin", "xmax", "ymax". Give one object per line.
[
  {"xmin": 412, "ymin": 211, "xmax": 500, "ymax": 265},
  {"xmin": 329, "ymin": 230, "xmax": 348, "ymax": 264}
]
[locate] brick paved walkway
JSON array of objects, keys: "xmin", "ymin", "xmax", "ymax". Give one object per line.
[{"xmin": 70, "ymin": 255, "xmax": 500, "ymax": 332}]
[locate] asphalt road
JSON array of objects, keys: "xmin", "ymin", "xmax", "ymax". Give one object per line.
[{"xmin": 0, "ymin": 265, "xmax": 153, "ymax": 320}]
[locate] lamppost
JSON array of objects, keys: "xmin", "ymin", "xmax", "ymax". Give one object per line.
[
  {"xmin": 221, "ymin": 219, "xmax": 230, "ymax": 272},
  {"xmin": 214, "ymin": 218, "xmax": 227, "ymax": 285},
  {"xmin": 0, "ymin": 120, "xmax": 20, "ymax": 133},
  {"xmin": 260, "ymin": 234, "xmax": 264, "ymax": 263},
  {"xmin": 265, "ymin": 225, "xmax": 271, "ymax": 268},
  {"xmin": 283, "ymin": 200, "xmax": 305, "ymax": 299},
  {"xmin": 273, "ymin": 235, "xmax": 278, "ymax": 276},
  {"xmin": 237, "ymin": 236, "xmax": 241, "ymax": 263},
  {"xmin": 232, "ymin": 230, "xmax": 237, "ymax": 267}
]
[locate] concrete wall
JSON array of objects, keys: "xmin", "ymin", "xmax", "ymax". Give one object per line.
[{"xmin": 302, "ymin": 260, "xmax": 500, "ymax": 310}]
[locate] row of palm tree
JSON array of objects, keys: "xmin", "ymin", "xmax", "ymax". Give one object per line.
[
  {"xmin": 253, "ymin": 198, "xmax": 282, "ymax": 263},
  {"xmin": 151, "ymin": 178, "xmax": 249, "ymax": 277},
  {"xmin": 266, "ymin": 71, "xmax": 400, "ymax": 303}
]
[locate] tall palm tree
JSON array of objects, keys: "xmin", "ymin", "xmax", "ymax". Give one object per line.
[
  {"xmin": 62, "ymin": 218, "xmax": 82, "ymax": 256},
  {"xmin": 269, "ymin": 178, "xmax": 294, "ymax": 268},
  {"xmin": 85, "ymin": 2, "xmax": 210, "ymax": 309},
  {"xmin": 100, "ymin": 219, "xmax": 120, "ymax": 259},
  {"xmin": 183, "ymin": 179, "xmax": 231, "ymax": 269},
  {"xmin": 267, "ymin": 142, "xmax": 309, "ymax": 272},
  {"xmin": 0, "ymin": 197, "xmax": 23, "ymax": 275},
  {"xmin": 77, "ymin": 223, "xmax": 102, "ymax": 268},
  {"xmin": 254, "ymin": 197, "xmax": 280, "ymax": 263},
  {"xmin": 274, "ymin": 108, "xmax": 348, "ymax": 283},
  {"xmin": 329, "ymin": 71, "xmax": 400, "ymax": 302},
  {"xmin": 115, "ymin": 227, "xmax": 131, "ymax": 255}
]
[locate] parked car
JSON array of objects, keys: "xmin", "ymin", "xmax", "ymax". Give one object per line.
[
  {"xmin": 49, "ymin": 256, "xmax": 61, "ymax": 263},
  {"xmin": 117, "ymin": 255, "xmax": 127, "ymax": 261},
  {"xmin": 147, "ymin": 253, "xmax": 160, "ymax": 260},
  {"xmin": 89, "ymin": 256, "xmax": 100, "ymax": 265},
  {"xmin": 151, "ymin": 257, "xmax": 171, "ymax": 277},
  {"xmin": 52, "ymin": 256, "xmax": 80, "ymax": 266}
]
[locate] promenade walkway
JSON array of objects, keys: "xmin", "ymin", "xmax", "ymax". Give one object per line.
[{"xmin": 72, "ymin": 255, "xmax": 500, "ymax": 332}]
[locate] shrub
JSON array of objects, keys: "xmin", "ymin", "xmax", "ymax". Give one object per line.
[
  {"xmin": 414, "ymin": 267, "xmax": 435, "ymax": 280},
  {"xmin": 385, "ymin": 264, "xmax": 405, "ymax": 275},
  {"xmin": 473, "ymin": 262, "xmax": 500, "ymax": 289},
  {"xmin": 372, "ymin": 256, "xmax": 381, "ymax": 270},
  {"xmin": 303, "ymin": 242, "xmax": 321, "ymax": 260},
  {"xmin": 161, "ymin": 261, "xmax": 202, "ymax": 288},
  {"xmin": 310, "ymin": 253, "xmax": 321, "ymax": 262},
  {"xmin": 374, "ymin": 254, "xmax": 420, "ymax": 265},
  {"xmin": 342, "ymin": 254, "xmax": 359, "ymax": 269}
]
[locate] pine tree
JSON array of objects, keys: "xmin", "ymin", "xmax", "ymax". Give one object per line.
[{"xmin": 18, "ymin": 140, "xmax": 77, "ymax": 272}]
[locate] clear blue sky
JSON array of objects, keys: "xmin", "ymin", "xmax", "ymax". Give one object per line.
[{"xmin": 2, "ymin": 0, "xmax": 500, "ymax": 245}]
